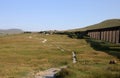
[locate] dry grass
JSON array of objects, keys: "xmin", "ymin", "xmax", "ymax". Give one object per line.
[{"xmin": 0, "ymin": 33, "xmax": 119, "ymax": 78}]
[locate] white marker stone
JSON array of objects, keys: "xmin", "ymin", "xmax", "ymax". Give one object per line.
[
  {"xmin": 29, "ymin": 36, "xmax": 32, "ymax": 39},
  {"xmin": 72, "ymin": 51, "xmax": 77, "ymax": 63},
  {"xmin": 42, "ymin": 39, "xmax": 47, "ymax": 43}
]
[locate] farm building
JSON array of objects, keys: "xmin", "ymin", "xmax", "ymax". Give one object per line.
[{"xmin": 87, "ymin": 26, "xmax": 120, "ymax": 44}]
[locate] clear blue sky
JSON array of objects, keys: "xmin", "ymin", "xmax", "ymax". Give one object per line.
[{"xmin": 0, "ymin": 0, "xmax": 120, "ymax": 31}]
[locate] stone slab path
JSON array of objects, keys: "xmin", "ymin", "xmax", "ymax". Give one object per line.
[{"xmin": 34, "ymin": 66, "xmax": 67, "ymax": 78}]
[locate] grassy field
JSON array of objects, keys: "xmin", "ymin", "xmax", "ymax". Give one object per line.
[{"xmin": 0, "ymin": 33, "xmax": 120, "ymax": 78}]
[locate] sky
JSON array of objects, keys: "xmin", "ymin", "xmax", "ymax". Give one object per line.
[{"xmin": 0, "ymin": 0, "xmax": 120, "ymax": 31}]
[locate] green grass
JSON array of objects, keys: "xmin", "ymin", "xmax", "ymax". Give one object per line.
[
  {"xmin": 0, "ymin": 33, "xmax": 120, "ymax": 78},
  {"xmin": 86, "ymin": 38, "xmax": 120, "ymax": 59}
]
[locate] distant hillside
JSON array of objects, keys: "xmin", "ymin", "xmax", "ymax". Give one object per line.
[
  {"xmin": 67, "ymin": 19, "xmax": 120, "ymax": 32},
  {"xmin": 85, "ymin": 19, "xmax": 120, "ymax": 30},
  {"xmin": 0, "ymin": 29, "xmax": 23, "ymax": 35}
]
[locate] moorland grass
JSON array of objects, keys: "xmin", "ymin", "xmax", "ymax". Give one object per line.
[{"xmin": 0, "ymin": 33, "xmax": 119, "ymax": 78}]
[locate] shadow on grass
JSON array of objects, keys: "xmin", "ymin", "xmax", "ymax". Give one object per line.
[{"xmin": 86, "ymin": 38, "xmax": 120, "ymax": 59}]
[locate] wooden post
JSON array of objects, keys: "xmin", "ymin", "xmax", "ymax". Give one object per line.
[
  {"xmin": 94, "ymin": 32, "xmax": 96, "ymax": 39},
  {"xmin": 98, "ymin": 31, "xmax": 100, "ymax": 40},
  {"xmin": 108, "ymin": 30, "xmax": 110, "ymax": 42},
  {"xmin": 99, "ymin": 31, "xmax": 101, "ymax": 40},
  {"xmin": 101, "ymin": 31, "xmax": 104, "ymax": 40},
  {"xmin": 89, "ymin": 32, "xmax": 91, "ymax": 38},
  {"xmin": 103, "ymin": 31, "xmax": 105, "ymax": 41},
  {"xmin": 89, "ymin": 32, "xmax": 91, "ymax": 37},
  {"xmin": 92, "ymin": 32, "xmax": 94, "ymax": 38},
  {"xmin": 95, "ymin": 32, "xmax": 97, "ymax": 39},
  {"xmin": 112, "ymin": 30, "xmax": 116, "ymax": 43},
  {"xmin": 119, "ymin": 28, "xmax": 120, "ymax": 43},
  {"xmin": 116, "ymin": 30, "xmax": 119, "ymax": 44},
  {"xmin": 106, "ymin": 30, "xmax": 109, "ymax": 42},
  {"xmin": 109, "ymin": 30, "xmax": 112, "ymax": 43},
  {"xmin": 104, "ymin": 30, "xmax": 107, "ymax": 41}
]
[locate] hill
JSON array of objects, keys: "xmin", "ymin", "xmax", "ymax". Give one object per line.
[
  {"xmin": 85, "ymin": 19, "xmax": 120, "ymax": 30},
  {"xmin": 67, "ymin": 19, "xmax": 120, "ymax": 32},
  {"xmin": 0, "ymin": 29, "xmax": 23, "ymax": 35}
]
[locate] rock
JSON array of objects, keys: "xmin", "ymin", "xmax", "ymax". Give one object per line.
[
  {"xmin": 109, "ymin": 60, "xmax": 117, "ymax": 64},
  {"xmin": 29, "ymin": 36, "xmax": 32, "ymax": 39},
  {"xmin": 42, "ymin": 39, "xmax": 47, "ymax": 43},
  {"xmin": 72, "ymin": 51, "xmax": 77, "ymax": 63}
]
